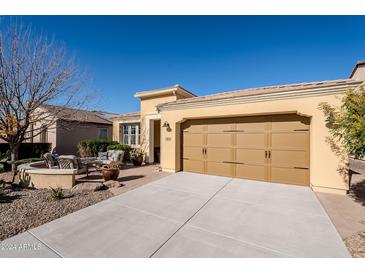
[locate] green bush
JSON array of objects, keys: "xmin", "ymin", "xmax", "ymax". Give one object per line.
[
  {"xmin": 77, "ymin": 140, "xmax": 118, "ymax": 157},
  {"xmin": 319, "ymin": 87, "xmax": 365, "ymax": 159},
  {"xmin": 0, "ymin": 143, "xmax": 51, "ymax": 159},
  {"xmin": 107, "ymin": 144, "xmax": 132, "ymax": 161},
  {"xmin": 0, "ymin": 150, "xmax": 10, "ymax": 162},
  {"xmin": 13, "ymin": 158, "xmax": 42, "ymax": 166},
  {"xmin": 0, "ymin": 150, "xmax": 11, "ymax": 172}
]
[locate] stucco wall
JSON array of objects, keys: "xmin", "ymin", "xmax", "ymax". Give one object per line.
[
  {"xmin": 351, "ymin": 65, "xmax": 365, "ymax": 81},
  {"xmin": 139, "ymin": 94, "xmax": 178, "ymax": 151},
  {"xmin": 32, "ymin": 121, "xmax": 57, "ymax": 150},
  {"xmin": 140, "ymin": 94, "xmax": 178, "ymax": 115},
  {"xmin": 55, "ymin": 120, "xmax": 112, "ymax": 155},
  {"xmin": 159, "ymin": 92, "xmax": 349, "ymax": 193}
]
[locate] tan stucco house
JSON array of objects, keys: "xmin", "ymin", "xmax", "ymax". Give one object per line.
[
  {"xmin": 113, "ymin": 61, "xmax": 365, "ymax": 195},
  {"xmin": 31, "ymin": 105, "xmax": 114, "ymax": 155}
]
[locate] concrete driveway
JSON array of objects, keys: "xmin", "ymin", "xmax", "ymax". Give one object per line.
[{"xmin": 0, "ymin": 172, "xmax": 349, "ymax": 258}]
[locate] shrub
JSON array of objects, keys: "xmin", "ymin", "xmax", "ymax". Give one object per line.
[
  {"xmin": 106, "ymin": 144, "xmax": 132, "ymax": 161},
  {"xmin": 50, "ymin": 186, "xmax": 64, "ymax": 200},
  {"xmin": 0, "ymin": 150, "xmax": 11, "ymax": 172},
  {"xmin": 0, "ymin": 143, "xmax": 51, "ymax": 159},
  {"xmin": 13, "ymin": 158, "xmax": 42, "ymax": 166},
  {"xmin": 319, "ymin": 87, "xmax": 365, "ymax": 159},
  {"xmin": 0, "ymin": 150, "xmax": 10, "ymax": 162},
  {"xmin": 77, "ymin": 140, "xmax": 118, "ymax": 157}
]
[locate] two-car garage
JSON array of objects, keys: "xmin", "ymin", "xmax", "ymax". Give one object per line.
[{"xmin": 181, "ymin": 114, "xmax": 310, "ymax": 186}]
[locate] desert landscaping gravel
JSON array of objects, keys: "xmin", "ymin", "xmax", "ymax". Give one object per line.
[
  {"xmin": 344, "ymin": 231, "xmax": 365, "ymax": 258},
  {"xmin": 0, "ymin": 166, "xmax": 167, "ymax": 242},
  {"xmin": 0, "ymin": 185, "xmax": 112, "ymax": 241}
]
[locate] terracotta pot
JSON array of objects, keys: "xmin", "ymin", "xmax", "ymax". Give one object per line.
[
  {"xmin": 101, "ymin": 167, "xmax": 119, "ymax": 181},
  {"xmin": 132, "ymin": 156, "xmax": 143, "ymax": 166}
]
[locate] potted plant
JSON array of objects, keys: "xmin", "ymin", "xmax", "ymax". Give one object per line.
[
  {"xmin": 130, "ymin": 148, "xmax": 145, "ymax": 166},
  {"xmin": 100, "ymin": 161, "xmax": 120, "ymax": 181}
]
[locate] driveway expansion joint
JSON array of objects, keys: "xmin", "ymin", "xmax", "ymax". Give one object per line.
[
  {"xmin": 187, "ymin": 224, "xmax": 293, "ymax": 258},
  {"xmin": 149, "ymin": 178, "xmax": 233, "ymax": 258},
  {"xmin": 27, "ymin": 231, "xmax": 63, "ymax": 258}
]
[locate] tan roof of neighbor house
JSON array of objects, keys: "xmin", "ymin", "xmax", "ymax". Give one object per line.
[
  {"xmin": 111, "ymin": 112, "xmax": 141, "ymax": 120},
  {"xmin": 134, "ymin": 84, "xmax": 196, "ymax": 99},
  {"xmin": 158, "ymin": 79, "xmax": 362, "ymax": 108},
  {"xmin": 42, "ymin": 104, "xmax": 112, "ymax": 125}
]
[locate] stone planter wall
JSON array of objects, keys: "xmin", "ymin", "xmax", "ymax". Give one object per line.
[{"xmin": 18, "ymin": 161, "xmax": 77, "ymax": 189}]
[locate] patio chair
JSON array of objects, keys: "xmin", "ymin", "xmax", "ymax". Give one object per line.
[
  {"xmin": 98, "ymin": 150, "xmax": 124, "ymax": 166},
  {"xmin": 43, "ymin": 153, "xmax": 59, "ymax": 169},
  {"xmin": 58, "ymin": 155, "xmax": 88, "ymax": 175}
]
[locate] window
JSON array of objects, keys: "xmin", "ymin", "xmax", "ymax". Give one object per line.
[
  {"xmin": 120, "ymin": 123, "xmax": 140, "ymax": 146},
  {"xmin": 98, "ymin": 128, "xmax": 108, "ymax": 140}
]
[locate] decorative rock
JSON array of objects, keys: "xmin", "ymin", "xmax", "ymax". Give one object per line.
[
  {"xmin": 71, "ymin": 182, "xmax": 105, "ymax": 194},
  {"xmin": 104, "ymin": 180, "xmax": 123, "ymax": 189},
  {"xmin": 154, "ymin": 165, "xmax": 162, "ymax": 173}
]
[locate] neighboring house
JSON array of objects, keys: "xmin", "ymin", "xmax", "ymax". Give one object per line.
[
  {"xmin": 112, "ymin": 60, "xmax": 365, "ymax": 195},
  {"xmin": 30, "ymin": 105, "xmax": 114, "ymax": 155}
]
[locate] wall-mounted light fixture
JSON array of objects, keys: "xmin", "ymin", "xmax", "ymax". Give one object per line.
[{"xmin": 162, "ymin": 121, "xmax": 170, "ymax": 130}]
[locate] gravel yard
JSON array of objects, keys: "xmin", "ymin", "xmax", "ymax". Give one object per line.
[
  {"xmin": 344, "ymin": 231, "xmax": 365, "ymax": 258},
  {"xmin": 0, "ymin": 185, "xmax": 113, "ymax": 240},
  {"xmin": 0, "ymin": 165, "xmax": 167, "ymax": 242},
  {"xmin": 0, "ymin": 177, "xmax": 113, "ymax": 241}
]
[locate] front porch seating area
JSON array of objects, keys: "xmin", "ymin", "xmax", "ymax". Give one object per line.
[
  {"xmin": 17, "ymin": 150, "xmax": 127, "ymax": 190},
  {"xmin": 97, "ymin": 150, "xmax": 125, "ymax": 165}
]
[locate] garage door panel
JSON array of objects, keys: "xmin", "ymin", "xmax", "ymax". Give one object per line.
[
  {"xmin": 236, "ymin": 148, "xmax": 266, "ymax": 165},
  {"xmin": 235, "ymin": 164, "xmax": 266, "ymax": 181},
  {"xmin": 181, "ymin": 115, "xmax": 309, "ymax": 186},
  {"xmin": 208, "ymin": 119, "xmax": 235, "ymax": 132},
  {"xmin": 206, "ymin": 161, "xmax": 234, "ymax": 177},
  {"xmin": 183, "ymin": 147, "xmax": 204, "ymax": 161},
  {"xmin": 271, "ymin": 132, "xmax": 309, "ymax": 150},
  {"xmin": 183, "ymin": 133, "xmax": 204, "ymax": 146},
  {"xmin": 236, "ymin": 117, "xmax": 266, "ymax": 132},
  {"xmin": 271, "ymin": 167, "xmax": 309, "ymax": 186},
  {"xmin": 271, "ymin": 150, "xmax": 309, "ymax": 168},
  {"xmin": 182, "ymin": 121, "xmax": 206, "ymax": 133},
  {"xmin": 271, "ymin": 114, "xmax": 310, "ymax": 131},
  {"xmin": 207, "ymin": 133, "xmax": 232, "ymax": 147},
  {"xmin": 183, "ymin": 159, "xmax": 205, "ymax": 174},
  {"xmin": 236, "ymin": 133, "xmax": 266, "ymax": 149},
  {"xmin": 206, "ymin": 147, "xmax": 234, "ymax": 162}
]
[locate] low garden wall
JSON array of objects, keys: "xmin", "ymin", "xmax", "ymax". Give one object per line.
[{"xmin": 18, "ymin": 161, "xmax": 77, "ymax": 189}]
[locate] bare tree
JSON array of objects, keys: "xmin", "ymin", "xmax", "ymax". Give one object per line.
[{"xmin": 0, "ymin": 22, "xmax": 88, "ymax": 173}]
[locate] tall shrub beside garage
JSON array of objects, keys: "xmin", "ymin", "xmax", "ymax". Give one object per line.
[{"xmin": 319, "ymin": 87, "xmax": 365, "ymax": 160}]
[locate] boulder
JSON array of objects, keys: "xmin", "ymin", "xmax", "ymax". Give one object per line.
[
  {"xmin": 71, "ymin": 182, "xmax": 105, "ymax": 194},
  {"xmin": 104, "ymin": 180, "xmax": 123, "ymax": 189}
]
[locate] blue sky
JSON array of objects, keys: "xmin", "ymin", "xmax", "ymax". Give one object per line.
[{"xmin": 6, "ymin": 16, "xmax": 365, "ymax": 114}]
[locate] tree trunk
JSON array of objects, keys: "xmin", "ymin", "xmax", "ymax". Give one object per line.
[
  {"xmin": 10, "ymin": 144, "xmax": 19, "ymax": 184},
  {"xmin": 10, "ymin": 145, "xmax": 19, "ymax": 172}
]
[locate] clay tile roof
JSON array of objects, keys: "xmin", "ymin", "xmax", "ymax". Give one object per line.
[
  {"xmin": 158, "ymin": 79, "xmax": 360, "ymax": 108},
  {"xmin": 42, "ymin": 104, "xmax": 113, "ymax": 125},
  {"xmin": 111, "ymin": 112, "xmax": 140, "ymax": 120}
]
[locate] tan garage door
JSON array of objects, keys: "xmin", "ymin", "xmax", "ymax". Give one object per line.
[{"xmin": 181, "ymin": 114, "xmax": 310, "ymax": 186}]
